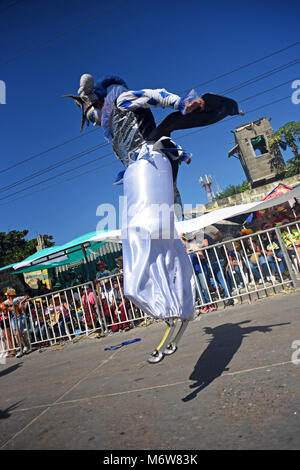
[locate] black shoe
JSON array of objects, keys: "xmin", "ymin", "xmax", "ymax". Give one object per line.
[{"xmin": 224, "ymin": 299, "xmax": 234, "ymax": 307}]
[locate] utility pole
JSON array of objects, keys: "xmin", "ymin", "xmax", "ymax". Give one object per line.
[
  {"xmin": 199, "ymin": 174, "xmax": 215, "ymax": 202},
  {"xmin": 36, "ymin": 235, "xmax": 45, "ymax": 252}
]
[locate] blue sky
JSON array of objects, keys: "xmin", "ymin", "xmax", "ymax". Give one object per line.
[{"xmin": 0, "ymin": 0, "xmax": 299, "ymax": 246}]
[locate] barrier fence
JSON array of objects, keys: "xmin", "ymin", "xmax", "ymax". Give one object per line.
[
  {"xmin": 192, "ymin": 220, "xmax": 300, "ymax": 312},
  {"xmin": 0, "ymin": 220, "xmax": 299, "ymax": 357}
]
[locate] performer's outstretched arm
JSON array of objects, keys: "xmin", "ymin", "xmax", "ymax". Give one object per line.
[
  {"xmin": 116, "ymin": 88, "xmax": 242, "ymax": 142},
  {"xmin": 116, "ymin": 88, "xmax": 182, "ymax": 111},
  {"xmin": 149, "ymin": 93, "xmax": 242, "ymax": 141}
]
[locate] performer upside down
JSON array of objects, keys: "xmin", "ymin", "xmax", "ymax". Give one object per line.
[{"xmin": 64, "ymin": 75, "xmax": 243, "ymax": 363}]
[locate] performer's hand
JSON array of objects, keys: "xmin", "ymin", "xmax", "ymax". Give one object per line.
[{"xmin": 185, "ymin": 98, "xmax": 205, "ymax": 113}]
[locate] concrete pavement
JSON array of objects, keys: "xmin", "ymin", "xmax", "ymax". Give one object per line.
[{"xmin": 1, "ymin": 290, "xmax": 300, "ymax": 450}]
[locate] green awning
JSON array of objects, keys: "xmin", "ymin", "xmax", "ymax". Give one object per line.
[
  {"xmin": 0, "ymin": 263, "xmax": 17, "ymax": 272},
  {"xmin": 13, "ymin": 231, "xmax": 106, "ymax": 273}
]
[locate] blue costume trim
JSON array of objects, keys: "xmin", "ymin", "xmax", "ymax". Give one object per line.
[{"xmin": 101, "ymin": 85, "xmax": 128, "ymax": 142}]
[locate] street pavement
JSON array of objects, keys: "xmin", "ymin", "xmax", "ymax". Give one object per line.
[{"xmin": 1, "ymin": 290, "xmax": 300, "ymax": 451}]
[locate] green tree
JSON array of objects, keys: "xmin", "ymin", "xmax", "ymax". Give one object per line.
[
  {"xmin": 268, "ymin": 121, "xmax": 300, "ymax": 157},
  {"xmin": 0, "ymin": 231, "xmax": 55, "ymax": 268},
  {"xmin": 284, "ymin": 154, "xmax": 300, "ymax": 177},
  {"xmin": 216, "ymin": 180, "xmax": 249, "ymax": 200}
]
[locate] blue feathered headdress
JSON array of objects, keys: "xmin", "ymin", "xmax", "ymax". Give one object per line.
[
  {"xmin": 63, "ymin": 75, "xmax": 128, "ymax": 131},
  {"xmin": 94, "ymin": 76, "xmax": 128, "ymax": 101}
]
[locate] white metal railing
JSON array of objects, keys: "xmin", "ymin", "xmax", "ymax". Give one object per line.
[
  {"xmin": 191, "ymin": 220, "xmax": 300, "ymax": 312},
  {"xmin": 0, "ymin": 278, "xmax": 146, "ymax": 358},
  {"xmin": 1, "ymin": 221, "xmax": 299, "ymax": 357}
]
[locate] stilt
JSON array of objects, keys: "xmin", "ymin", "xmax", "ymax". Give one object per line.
[
  {"xmin": 163, "ymin": 319, "xmax": 189, "ymax": 355},
  {"xmin": 147, "ymin": 319, "xmax": 177, "ymax": 364}
]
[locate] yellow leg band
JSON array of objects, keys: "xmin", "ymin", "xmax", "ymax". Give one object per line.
[{"xmin": 157, "ymin": 324, "xmax": 171, "ymax": 351}]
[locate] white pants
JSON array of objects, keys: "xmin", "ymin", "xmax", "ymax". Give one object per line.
[{"xmin": 121, "ymin": 146, "xmax": 195, "ymax": 320}]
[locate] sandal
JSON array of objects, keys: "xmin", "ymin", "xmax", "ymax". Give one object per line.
[{"xmin": 7, "ymin": 352, "xmax": 16, "ymax": 358}]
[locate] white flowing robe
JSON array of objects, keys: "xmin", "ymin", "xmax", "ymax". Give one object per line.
[{"xmin": 121, "ymin": 144, "xmax": 195, "ymax": 320}]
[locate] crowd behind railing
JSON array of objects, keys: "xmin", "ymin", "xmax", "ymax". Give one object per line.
[
  {"xmin": 182, "ymin": 201, "xmax": 300, "ymax": 313},
  {"xmin": 1, "ymin": 201, "xmax": 300, "ymax": 359}
]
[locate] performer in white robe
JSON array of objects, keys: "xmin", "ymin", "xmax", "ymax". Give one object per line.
[{"xmin": 64, "ymin": 75, "xmax": 243, "ymax": 361}]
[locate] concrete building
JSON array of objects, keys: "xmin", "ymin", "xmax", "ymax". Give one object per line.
[{"xmin": 228, "ymin": 117, "xmax": 285, "ymax": 188}]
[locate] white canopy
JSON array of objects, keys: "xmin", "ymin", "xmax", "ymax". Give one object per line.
[
  {"xmin": 12, "ymin": 184, "xmax": 300, "ymax": 270},
  {"xmin": 88, "ymin": 184, "xmax": 300, "ymax": 243}
]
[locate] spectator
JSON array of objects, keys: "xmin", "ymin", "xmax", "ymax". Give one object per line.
[
  {"xmin": 37, "ymin": 279, "xmax": 50, "ymax": 295},
  {"xmin": 279, "ymin": 221, "xmax": 300, "ymax": 269},
  {"xmin": 53, "ymin": 281, "xmax": 63, "ymax": 291},
  {"xmin": 293, "ymin": 202, "xmax": 300, "ymax": 221},
  {"xmin": 81, "ymin": 285, "xmax": 101, "ymax": 330},
  {"xmin": 272, "ymin": 205, "xmax": 292, "ymax": 224},
  {"xmin": 224, "ymin": 248, "xmax": 244, "ymax": 290},
  {"xmin": 18, "ymin": 292, "xmax": 35, "ymax": 347},
  {"xmin": 202, "ymin": 226, "xmax": 234, "ymax": 306},
  {"xmin": 108, "ymin": 278, "xmax": 132, "ymax": 331},
  {"xmin": 4, "ymin": 287, "xmax": 28, "ymax": 357},
  {"xmin": 180, "ymin": 234, "xmax": 215, "ymax": 314},
  {"xmin": 46, "ymin": 294, "xmax": 68, "ymax": 341},
  {"xmin": 77, "ymin": 273, "xmax": 85, "ymax": 285},
  {"xmin": 111, "ymin": 256, "xmax": 123, "ymax": 274},
  {"xmin": 239, "ymin": 230, "xmax": 271, "ymax": 284},
  {"xmin": 260, "ymin": 223, "xmax": 289, "ymax": 279},
  {"xmin": 0, "ymin": 296, "xmax": 15, "ymax": 358},
  {"xmin": 95, "ymin": 261, "xmax": 111, "ymax": 281},
  {"xmin": 68, "ymin": 271, "xmax": 78, "ymax": 287},
  {"xmin": 30, "ymin": 298, "xmax": 50, "ymax": 345},
  {"xmin": 245, "ymin": 238, "xmax": 271, "ymax": 283},
  {"xmin": 96, "ymin": 278, "xmax": 114, "ymax": 331}
]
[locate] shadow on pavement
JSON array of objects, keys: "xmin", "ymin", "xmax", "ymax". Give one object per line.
[
  {"xmin": 182, "ymin": 320, "xmax": 289, "ymax": 402},
  {"xmin": 0, "ymin": 401, "xmax": 23, "ymax": 420},
  {"xmin": 0, "ymin": 363, "xmax": 23, "ymax": 378}
]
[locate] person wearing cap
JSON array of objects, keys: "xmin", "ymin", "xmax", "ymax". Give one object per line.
[{"xmin": 95, "ymin": 261, "xmax": 112, "ymax": 282}]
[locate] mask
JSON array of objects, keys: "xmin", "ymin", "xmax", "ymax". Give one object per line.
[{"xmin": 86, "ymin": 106, "xmax": 102, "ymax": 126}]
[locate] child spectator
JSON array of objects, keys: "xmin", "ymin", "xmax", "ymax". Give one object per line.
[{"xmin": 108, "ymin": 279, "xmax": 131, "ymax": 331}]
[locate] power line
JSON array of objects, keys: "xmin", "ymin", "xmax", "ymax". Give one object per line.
[
  {"xmin": 239, "ymin": 79, "xmax": 293, "ymax": 103},
  {"xmin": 0, "ymin": 150, "xmax": 114, "ymax": 201},
  {"xmin": 0, "ymin": 160, "xmax": 118, "ymax": 207},
  {"xmin": 0, "ymin": 128, "xmax": 100, "ymax": 176},
  {"xmin": 0, "ymin": 142, "xmax": 108, "ymax": 193},
  {"xmin": 0, "ymin": 74, "xmax": 296, "ymax": 198},
  {"xmin": 1, "ymin": 50, "xmax": 299, "ymax": 198},
  {"xmin": 2, "ymin": 43, "xmax": 298, "ymax": 176},
  {"xmin": 219, "ymin": 58, "xmax": 300, "ymax": 95},
  {"xmin": 1, "ymin": 59, "xmax": 298, "ymax": 185},
  {"xmin": 0, "ymin": 0, "xmax": 129, "ymax": 67},
  {"xmin": 0, "ymin": 94, "xmax": 293, "ymax": 206},
  {"xmin": 182, "ymin": 41, "xmax": 300, "ymax": 93},
  {"xmin": 0, "ymin": 128, "xmax": 99, "ymax": 175}
]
